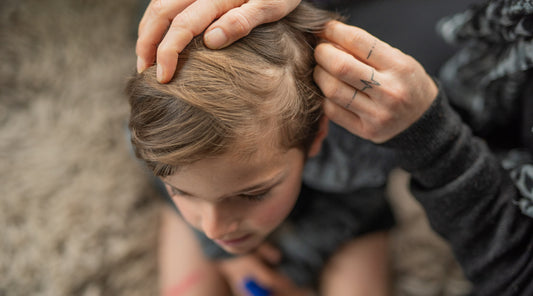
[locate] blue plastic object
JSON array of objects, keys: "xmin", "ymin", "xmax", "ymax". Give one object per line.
[{"xmin": 243, "ymin": 278, "xmax": 272, "ymax": 296}]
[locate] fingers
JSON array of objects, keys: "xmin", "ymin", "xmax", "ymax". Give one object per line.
[
  {"xmin": 137, "ymin": 0, "xmax": 248, "ymax": 83},
  {"xmin": 314, "ymin": 21, "xmax": 439, "ymax": 143},
  {"xmin": 254, "ymin": 243, "xmax": 281, "ymax": 266},
  {"xmin": 315, "ymin": 42, "xmax": 384, "ymax": 98},
  {"xmin": 314, "ymin": 65, "xmax": 374, "ymax": 111},
  {"xmin": 159, "ymin": 0, "xmax": 249, "ymax": 83},
  {"xmin": 203, "ymin": 3, "xmax": 265, "ymax": 49},
  {"xmin": 319, "ymin": 21, "xmax": 401, "ymax": 70},
  {"xmin": 136, "ymin": 0, "xmax": 196, "ymax": 73},
  {"xmin": 136, "ymin": 0, "xmax": 301, "ymax": 83},
  {"xmin": 203, "ymin": 0, "xmax": 302, "ymax": 49},
  {"xmin": 322, "ymin": 99, "xmax": 364, "ymax": 140}
]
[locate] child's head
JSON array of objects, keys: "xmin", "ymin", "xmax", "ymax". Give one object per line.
[{"xmin": 127, "ymin": 2, "xmax": 337, "ymax": 254}]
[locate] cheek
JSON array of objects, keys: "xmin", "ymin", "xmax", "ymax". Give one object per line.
[
  {"xmin": 251, "ymin": 183, "xmax": 301, "ymax": 230},
  {"xmin": 255, "ymin": 202, "xmax": 292, "ymax": 227},
  {"xmin": 172, "ymin": 198, "xmax": 200, "ymax": 228}
]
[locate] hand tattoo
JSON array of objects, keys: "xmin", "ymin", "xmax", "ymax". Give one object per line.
[
  {"xmin": 366, "ymin": 40, "xmax": 377, "ymax": 59},
  {"xmin": 360, "ymin": 69, "xmax": 380, "ymax": 92},
  {"xmin": 346, "ymin": 89, "xmax": 358, "ymax": 108},
  {"xmin": 345, "ymin": 69, "xmax": 380, "ymax": 109}
]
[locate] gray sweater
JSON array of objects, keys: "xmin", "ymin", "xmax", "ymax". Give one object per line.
[{"xmin": 384, "ymin": 85, "xmax": 533, "ymax": 295}]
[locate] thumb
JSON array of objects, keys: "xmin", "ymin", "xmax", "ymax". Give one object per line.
[
  {"xmin": 203, "ymin": 1, "xmax": 300, "ymax": 49},
  {"xmin": 203, "ymin": 4, "xmax": 262, "ymax": 49}
]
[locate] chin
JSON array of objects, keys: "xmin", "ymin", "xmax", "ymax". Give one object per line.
[
  {"xmin": 220, "ymin": 243, "xmax": 257, "ymax": 255},
  {"xmin": 223, "ymin": 247, "xmax": 250, "ymax": 255}
]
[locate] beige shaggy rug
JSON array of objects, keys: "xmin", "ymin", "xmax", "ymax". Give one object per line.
[{"xmin": 0, "ymin": 0, "xmax": 470, "ymax": 295}]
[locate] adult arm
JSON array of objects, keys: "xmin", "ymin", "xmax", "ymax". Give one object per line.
[
  {"xmin": 385, "ymin": 87, "xmax": 533, "ymax": 295},
  {"xmin": 314, "ymin": 21, "xmax": 533, "ymax": 295},
  {"xmin": 136, "ymin": 0, "xmax": 300, "ymax": 82}
]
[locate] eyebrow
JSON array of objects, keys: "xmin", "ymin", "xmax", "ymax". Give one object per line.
[{"xmin": 165, "ymin": 171, "xmax": 287, "ymax": 200}]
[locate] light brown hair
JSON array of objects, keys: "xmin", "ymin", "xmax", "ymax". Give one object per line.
[{"xmin": 127, "ymin": 2, "xmax": 340, "ymax": 177}]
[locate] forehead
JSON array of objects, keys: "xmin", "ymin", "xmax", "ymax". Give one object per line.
[{"xmin": 163, "ymin": 146, "xmax": 305, "ymax": 198}]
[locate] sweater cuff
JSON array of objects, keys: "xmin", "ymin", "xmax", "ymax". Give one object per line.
[{"xmin": 383, "ymin": 85, "xmax": 465, "ymax": 176}]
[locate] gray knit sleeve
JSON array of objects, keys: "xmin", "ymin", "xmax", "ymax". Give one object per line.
[{"xmin": 384, "ymin": 88, "xmax": 533, "ymax": 295}]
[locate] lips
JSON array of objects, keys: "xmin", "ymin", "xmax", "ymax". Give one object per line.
[{"xmin": 214, "ymin": 234, "xmax": 252, "ymax": 246}]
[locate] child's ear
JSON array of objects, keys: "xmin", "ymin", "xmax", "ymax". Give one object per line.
[{"xmin": 307, "ymin": 115, "xmax": 329, "ymax": 158}]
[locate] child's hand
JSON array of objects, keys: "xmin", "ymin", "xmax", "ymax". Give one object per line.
[
  {"xmin": 136, "ymin": 0, "xmax": 301, "ymax": 82},
  {"xmin": 314, "ymin": 21, "xmax": 439, "ymax": 143},
  {"xmin": 217, "ymin": 243, "xmax": 311, "ymax": 296}
]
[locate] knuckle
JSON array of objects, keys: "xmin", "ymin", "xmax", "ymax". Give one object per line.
[
  {"xmin": 389, "ymin": 84, "xmax": 410, "ymax": 105},
  {"xmin": 314, "ymin": 66, "xmax": 344, "ymax": 99},
  {"xmin": 321, "ymin": 82, "xmax": 342, "ymax": 99},
  {"xmin": 136, "ymin": 38, "xmax": 154, "ymax": 56},
  {"xmin": 374, "ymin": 109, "xmax": 393, "ymax": 127},
  {"xmin": 227, "ymin": 11, "xmax": 253, "ymax": 37},
  {"xmin": 330, "ymin": 85, "xmax": 345, "ymax": 100},
  {"xmin": 266, "ymin": 1, "xmax": 288, "ymax": 17},
  {"xmin": 392, "ymin": 51, "xmax": 417, "ymax": 73},
  {"xmin": 150, "ymin": 0, "xmax": 166, "ymax": 17},
  {"xmin": 392, "ymin": 59, "xmax": 409, "ymax": 73},
  {"xmin": 168, "ymin": 22, "xmax": 195, "ymax": 42},
  {"xmin": 171, "ymin": 8, "xmax": 194, "ymax": 28},
  {"xmin": 329, "ymin": 55, "xmax": 351, "ymax": 78},
  {"xmin": 360, "ymin": 124, "xmax": 378, "ymax": 141},
  {"xmin": 156, "ymin": 42, "xmax": 173, "ymax": 57},
  {"xmin": 346, "ymin": 27, "xmax": 366, "ymax": 48}
]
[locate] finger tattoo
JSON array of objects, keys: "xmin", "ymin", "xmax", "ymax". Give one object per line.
[
  {"xmin": 360, "ymin": 69, "xmax": 380, "ymax": 92},
  {"xmin": 346, "ymin": 89, "xmax": 358, "ymax": 108},
  {"xmin": 366, "ymin": 40, "xmax": 377, "ymax": 59}
]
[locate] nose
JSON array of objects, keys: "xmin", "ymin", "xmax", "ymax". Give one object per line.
[{"xmin": 201, "ymin": 203, "xmax": 239, "ymax": 240}]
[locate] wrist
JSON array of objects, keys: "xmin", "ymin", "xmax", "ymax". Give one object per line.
[{"xmin": 383, "ymin": 84, "xmax": 463, "ymax": 171}]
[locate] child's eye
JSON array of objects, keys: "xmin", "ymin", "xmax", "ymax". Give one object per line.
[
  {"xmin": 169, "ymin": 187, "xmax": 185, "ymax": 197},
  {"xmin": 240, "ymin": 191, "xmax": 269, "ymax": 201}
]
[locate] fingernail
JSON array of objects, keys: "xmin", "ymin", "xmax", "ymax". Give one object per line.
[
  {"xmin": 156, "ymin": 64, "xmax": 163, "ymax": 82},
  {"xmin": 137, "ymin": 57, "xmax": 146, "ymax": 73},
  {"xmin": 204, "ymin": 28, "xmax": 228, "ymax": 49}
]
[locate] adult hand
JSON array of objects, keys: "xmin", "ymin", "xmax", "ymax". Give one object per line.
[
  {"xmin": 217, "ymin": 243, "xmax": 311, "ymax": 296},
  {"xmin": 136, "ymin": 0, "xmax": 301, "ymax": 83},
  {"xmin": 314, "ymin": 21, "xmax": 439, "ymax": 143}
]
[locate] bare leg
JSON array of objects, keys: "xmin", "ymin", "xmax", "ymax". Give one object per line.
[
  {"xmin": 320, "ymin": 231, "xmax": 391, "ymax": 296},
  {"xmin": 158, "ymin": 205, "xmax": 231, "ymax": 296}
]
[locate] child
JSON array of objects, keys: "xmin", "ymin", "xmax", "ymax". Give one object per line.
[{"xmin": 127, "ymin": 2, "xmax": 395, "ymax": 295}]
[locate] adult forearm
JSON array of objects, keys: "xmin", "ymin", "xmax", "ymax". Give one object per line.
[{"xmin": 385, "ymin": 90, "xmax": 533, "ymax": 295}]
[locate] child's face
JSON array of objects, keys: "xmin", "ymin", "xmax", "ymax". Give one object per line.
[{"xmin": 163, "ymin": 145, "xmax": 306, "ymax": 255}]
